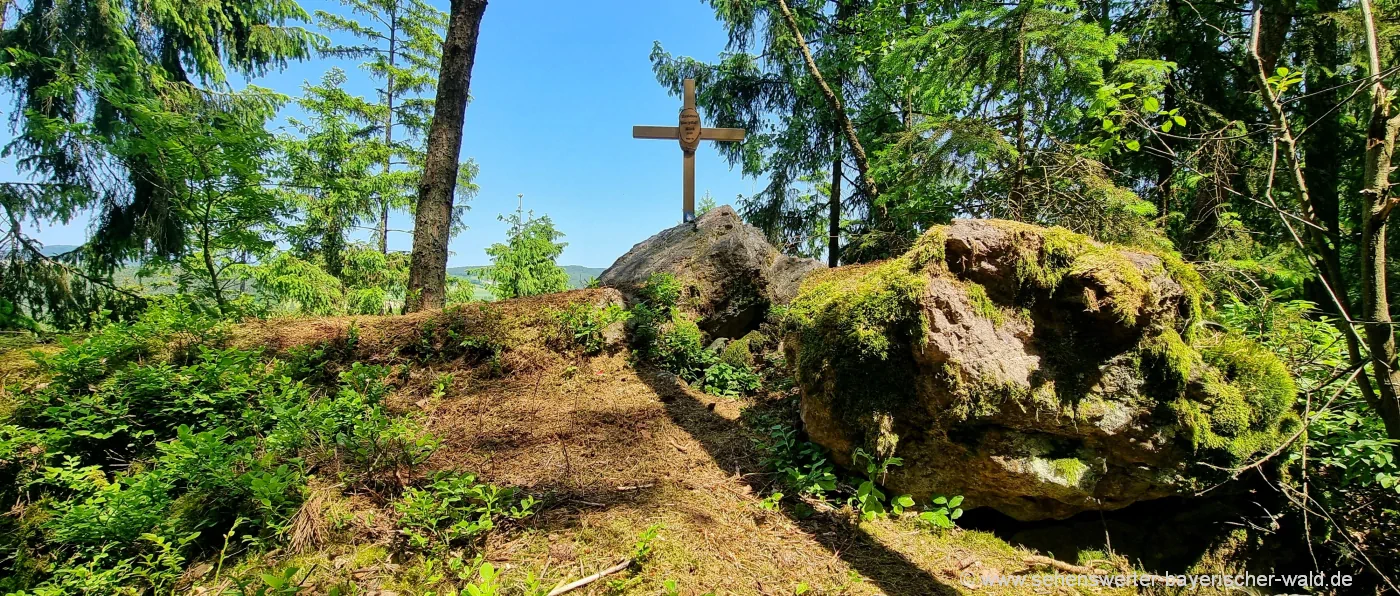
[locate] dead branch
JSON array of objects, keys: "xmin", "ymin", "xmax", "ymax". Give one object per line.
[
  {"xmin": 546, "ymin": 558, "xmax": 632, "ymax": 596},
  {"xmin": 1022, "ymin": 555, "xmax": 1178, "ymax": 585}
]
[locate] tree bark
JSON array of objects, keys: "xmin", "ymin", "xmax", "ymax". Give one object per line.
[
  {"xmin": 1010, "ymin": 4, "xmax": 1029, "ymax": 219},
  {"xmin": 379, "ymin": 4, "xmax": 399, "ymax": 255},
  {"xmin": 772, "ymin": 0, "xmax": 877, "ymax": 198},
  {"xmin": 830, "ymin": 132, "xmax": 842, "ymax": 267},
  {"xmin": 1357, "ymin": 0, "xmax": 1400, "ymax": 453},
  {"xmin": 405, "ymin": 0, "xmax": 487, "ymax": 312}
]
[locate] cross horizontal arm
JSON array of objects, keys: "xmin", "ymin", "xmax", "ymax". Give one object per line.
[
  {"xmin": 700, "ymin": 128, "xmax": 746, "ymax": 142},
  {"xmin": 633, "ymin": 125, "xmax": 680, "ymax": 139}
]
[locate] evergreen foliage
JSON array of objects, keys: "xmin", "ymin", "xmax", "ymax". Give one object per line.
[{"xmin": 482, "ymin": 207, "xmax": 569, "ymax": 300}]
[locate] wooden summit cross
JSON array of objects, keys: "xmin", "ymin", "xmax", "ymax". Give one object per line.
[{"xmin": 633, "ymin": 79, "xmax": 746, "ymax": 223}]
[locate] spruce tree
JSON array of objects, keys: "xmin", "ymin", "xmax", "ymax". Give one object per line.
[
  {"xmin": 483, "ymin": 206, "xmax": 569, "ymax": 300},
  {"xmin": 281, "ymin": 69, "xmax": 385, "ymax": 279},
  {"xmin": 317, "ymin": 0, "xmax": 455, "ymax": 254}
]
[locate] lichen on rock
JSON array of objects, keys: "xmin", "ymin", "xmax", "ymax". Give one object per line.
[{"xmin": 783, "ymin": 219, "xmax": 1295, "ymax": 520}]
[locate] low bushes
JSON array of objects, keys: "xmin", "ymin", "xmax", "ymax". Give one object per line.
[
  {"xmin": 628, "ymin": 273, "xmax": 763, "ymax": 398},
  {"xmin": 0, "ymin": 299, "xmax": 516, "ymax": 594}
]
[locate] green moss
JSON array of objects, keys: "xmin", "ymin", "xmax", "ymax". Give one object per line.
[
  {"xmin": 983, "ymin": 221, "xmax": 1093, "ymax": 290},
  {"xmin": 1050, "ymin": 457, "xmax": 1091, "ymax": 486},
  {"xmin": 786, "ymin": 258, "xmax": 929, "ymax": 437},
  {"xmin": 941, "ymin": 362, "xmax": 1034, "ymax": 419},
  {"xmin": 720, "ymin": 330, "xmax": 764, "ymax": 368},
  {"xmin": 1069, "ymin": 247, "xmax": 1152, "ymax": 325},
  {"xmin": 981, "ymin": 220, "xmax": 1206, "ymax": 332},
  {"xmin": 1148, "ymin": 248, "xmax": 1209, "ymax": 338},
  {"xmin": 961, "ymin": 281, "xmax": 1006, "ymax": 326},
  {"xmin": 1148, "ymin": 327, "xmax": 1298, "ymax": 468},
  {"xmin": 904, "ymin": 226, "xmax": 948, "ymax": 271},
  {"xmin": 1200, "ymin": 333, "xmax": 1296, "ymax": 427},
  {"xmin": 1140, "ymin": 327, "xmax": 1199, "ymax": 392}
]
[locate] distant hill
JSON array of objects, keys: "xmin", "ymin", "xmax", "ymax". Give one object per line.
[
  {"xmin": 38, "ymin": 244, "xmax": 82, "ymax": 256},
  {"xmin": 446, "ymin": 265, "xmax": 605, "ymax": 290}
]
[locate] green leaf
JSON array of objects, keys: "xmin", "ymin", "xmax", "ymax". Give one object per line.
[
  {"xmin": 1143, "ymin": 96, "xmax": 1160, "ymax": 113},
  {"xmin": 1126, "ymin": 139, "xmax": 1141, "ymax": 151}
]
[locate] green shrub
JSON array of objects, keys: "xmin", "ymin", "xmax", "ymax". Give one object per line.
[
  {"xmin": 701, "ymin": 362, "xmax": 760, "ymax": 397},
  {"xmin": 0, "ymin": 302, "xmax": 442, "ymax": 593},
  {"xmin": 546, "ymin": 301, "xmax": 630, "ymax": 355},
  {"xmin": 394, "ymin": 471, "xmax": 537, "ymax": 553},
  {"xmin": 756, "ymin": 422, "xmax": 837, "ymax": 497},
  {"xmin": 637, "ymin": 272, "xmax": 681, "ymax": 312},
  {"xmin": 651, "ymin": 316, "xmax": 714, "ymax": 382}
]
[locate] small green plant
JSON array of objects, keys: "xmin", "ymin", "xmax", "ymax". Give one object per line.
[
  {"xmin": 700, "ymin": 362, "xmax": 761, "ymax": 397},
  {"xmin": 918, "ymin": 495, "xmax": 965, "ymax": 530},
  {"xmin": 637, "ymin": 272, "xmax": 681, "ymax": 312},
  {"xmin": 548, "ymin": 301, "xmax": 630, "ymax": 355},
  {"xmin": 432, "ymin": 372, "xmax": 455, "ymax": 399},
  {"xmin": 631, "ymin": 523, "xmax": 663, "ymax": 563},
  {"xmin": 462, "ymin": 562, "xmax": 501, "ymax": 596},
  {"xmin": 757, "ymin": 423, "xmax": 837, "ymax": 497},
  {"xmin": 759, "ymin": 492, "xmax": 784, "ymax": 511},
  {"xmin": 849, "ymin": 448, "xmax": 907, "ymax": 520},
  {"xmin": 394, "ymin": 471, "xmax": 537, "ymax": 552}
]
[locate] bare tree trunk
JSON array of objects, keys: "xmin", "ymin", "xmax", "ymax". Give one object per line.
[
  {"xmin": 773, "ymin": 0, "xmax": 877, "ymax": 198},
  {"xmin": 1358, "ymin": 0, "xmax": 1400, "ymax": 453},
  {"xmin": 830, "ymin": 132, "xmax": 842, "ymax": 267},
  {"xmin": 379, "ymin": 5, "xmax": 399, "ymax": 255},
  {"xmin": 1010, "ymin": 6, "xmax": 1028, "ymax": 219},
  {"xmin": 406, "ymin": 0, "xmax": 487, "ymax": 312}
]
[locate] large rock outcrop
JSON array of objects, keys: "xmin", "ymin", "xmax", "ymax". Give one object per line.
[
  {"xmin": 784, "ymin": 220, "xmax": 1297, "ymax": 520},
  {"xmin": 602, "ymin": 206, "xmax": 825, "ymax": 338}
]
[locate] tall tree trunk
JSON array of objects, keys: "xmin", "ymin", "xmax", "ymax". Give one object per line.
[
  {"xmin": 1358, "ymin": 0, "xmax": 1400, "ymax": 454},
  {"xmin": 1299, "ymin": 0, "xmax": 1360, "ymax": 376},
  {"xmin": 773, "ymin": 0, "xmax": 877, "ymax": 198},
  {"xmin": 406, "ymin": 0, "xmax": 487, "ymax": 312},
  {"xmin": 379, "ymin": 4, "xmax": 399, "ymax": 255},
  {"xmin": 830, "ymin": 132, "xmax": 842, "ymax": 267},
  {"xmin": 1010, "ymin": 6, "xmax": 1029, "ymax": 219},
  {"xmin": 324, "ymin": 215, "xmax": 344, "ymax": 279}
]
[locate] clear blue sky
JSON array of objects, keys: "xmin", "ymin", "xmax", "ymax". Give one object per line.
[{"xmin": 6, "ymin": 0, "xmax": 761, "ymax": 268}]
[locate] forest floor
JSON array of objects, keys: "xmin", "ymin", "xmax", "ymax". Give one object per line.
[
  {"xmin": 196, "ymin": 291, "xmax": 1158, "ymax": 595},
  {"xmin": 1, "ymin": 291, "xmax": 1201, "ymax": 595}
]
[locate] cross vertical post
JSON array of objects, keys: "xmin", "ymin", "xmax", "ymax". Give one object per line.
[{"xmin": 632, "ymin": 79, "xmax": 747, "ymax": 223}]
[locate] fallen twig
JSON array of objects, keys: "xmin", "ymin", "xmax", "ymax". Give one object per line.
[
  {"xmin": 546, "ymin": 558, "xmax": 632, "ymax": 596},
  {"xmin": 1021, "ymin": 555, "xmax": 1178, "ymax": 585}
]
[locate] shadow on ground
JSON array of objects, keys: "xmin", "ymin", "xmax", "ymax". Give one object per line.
[{"xmin": 635, "ymin": 364, "xmax": 960, "ymax": 596}]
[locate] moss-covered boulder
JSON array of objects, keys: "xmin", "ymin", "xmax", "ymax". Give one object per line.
[
  {"xmin": 601, "ymin": 206, "xmax": 825, "ymax": 338},
  {"xmin": 784, "ymin": 220, "xmax": 1297, "ymax": 520}
]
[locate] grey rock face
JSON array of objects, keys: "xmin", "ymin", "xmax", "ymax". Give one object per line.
[{"xmin": 601, "ymin": 206, "xmax": 825, "ymax": 338}]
